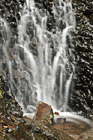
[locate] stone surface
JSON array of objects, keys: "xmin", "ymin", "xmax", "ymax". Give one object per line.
[
  {"xmin": 0, "ymin": 75, "xmax": 24, "ymax": 139},
  {"xmin": 14, "ymin": 119, "xmax": 74, "ymax": 140},
  {"xmin": 56, "ymin": 117, "xmax": 66, "ymax": 124},
  {"xmin": 69, "ymin": 0, "xmax": 93, "ymax": 119},
  {"xmin": 54, "ymin": 119, "xmax": 93, "ymax": 140},
  {"xmin": 33, "ymin": 101, "xmax": 54, "ymax": 124}
]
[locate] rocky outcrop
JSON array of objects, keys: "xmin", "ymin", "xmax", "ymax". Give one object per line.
[{"xmin": 70, "ymin": 0, "xmax": 93, "ymax": 118}]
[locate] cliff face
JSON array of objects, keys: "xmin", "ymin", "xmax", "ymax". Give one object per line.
[{"xmin": 70, "ymin": 0, "xmax": 93, "ymax": 118}]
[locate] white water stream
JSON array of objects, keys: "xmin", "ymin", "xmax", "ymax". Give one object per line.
[{"xmin": 0, "ymin": 0, "xmax": 77, "ymax": 117}]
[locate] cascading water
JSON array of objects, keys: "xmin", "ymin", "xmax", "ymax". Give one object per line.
[{"xmin": 0, "ymin": 0, "xmax": 76, "ymax": 115}]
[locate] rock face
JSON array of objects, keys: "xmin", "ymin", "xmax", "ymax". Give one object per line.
[
  {"xmin": 0, "ymin": 75, "xmax": 24, "ymax": 139},
  {"xmin": 0, "ymin": 0, "xmax": 25, "ymax": 77},
  {"xmin": 0, "ymin": 0, "xmax": 24, "ymax": 22},
  {"xmin": 69, "ymin": 0, "xmax": 93, "ymax": 118}
]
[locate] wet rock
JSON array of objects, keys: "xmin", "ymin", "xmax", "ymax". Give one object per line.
[
  {"xmin": 53, "ymin": 119, "xmax": 93, "ymax": 140},
  {"xmin": 55, "ymin": 112, "xmax": 59, "ymax": 115},
  {"xmin": 33, "ymin": 101, "xmax": 54, "ymax": 124},
  {"xmin": 4, "ymin": 96, "xmax": 23, "ymax": 118},
  {"xmin": 8, "ymin": 128, "xmax": 13, "ymax": 133},
  {"xmin": 56, "ymin": 118, "xmax": 66, "ymax": 124},
  {"xmin": 78, "ymin": 127, "xmax": 93, "ymax": 140},
  {"xmin": 14, "ymin": 119, "xmax": 74, "ymax": 140},
  {"xmin": 0, "ymin": 74, "xmax": 25, "ymax": 139},
  {"xmin": 32, "ymin": 127, "xmax": 42, "ymax": 133},
  {"xmin": 0, "ymin": 0, "xmax": 24, "ymax": 21},
  {"xmin": 10, "ymin": 111, "xmax": 23, "ymax": 118},
  {"xmin": 69, "ymin": 0, "xmax": 93, "ymax": 119}
]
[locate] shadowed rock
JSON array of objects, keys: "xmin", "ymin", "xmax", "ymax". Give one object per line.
[{"xmin": 14, "ymin": 119, "xmax": 74, "ymax": 140}]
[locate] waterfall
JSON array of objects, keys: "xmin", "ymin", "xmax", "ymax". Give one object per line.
[{"xmin": 0, "ymin": 0, "xmax": 76, "ymax": 114}]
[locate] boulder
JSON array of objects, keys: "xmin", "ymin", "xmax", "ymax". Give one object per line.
[{"xmin": 33, "ymin": 101, "xmax": 54, "ymax": 124}]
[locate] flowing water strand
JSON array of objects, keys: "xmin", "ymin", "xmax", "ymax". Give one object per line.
[
  {"xmin": 0, "ymin": 0, "xmax": 76, "ymax": 114},
  {"xmin": 0, "ymin": 18, "xmax": 13, "ymax": 93},
  {"xmin": 17, "ymin": 0, "xmax": 75, "ymax": 112}
]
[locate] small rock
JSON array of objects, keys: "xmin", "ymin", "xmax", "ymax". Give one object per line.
[
  {"xmin": 19, "ymin": 119, "xmax": 26, "ymax": 124},
  {"xmin": 55, "ymin": 112, "xmax": 59, "ymax": 115},
  {"xmin": 8, "ymin": 128, "xmax": 13, "ymax": 133},
  {"xmin": 15, "ymin": 126, "xmax": 19, "ymax": 131},
  {"xmin": 11, "ymin": 111, "xmax": 23, "ymax": 118},
  {"xmin": 56, "ymin": 118, "xmax": 66, "ymax": 124},
  {"xmin": 32, "ymin": 127, "xmax": 42, "ymax": 133}
]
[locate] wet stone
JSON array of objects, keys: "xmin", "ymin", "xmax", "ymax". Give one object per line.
[
  {"xmin": 8, "ymin": 128, "xmax": 13, "ymax": 133},
  {"xmin": 70, "ymin": 0, "xmax": 93, "ymax": 118},
  {"xmin": 56, "ymin": 118, "xmax": 66, "ymax": 124},
  {"xmin": 32, "ymin": 127, "xmax": 42, "ymax": 133},
  {"xmin": 33, "ymin": 102, "xmax": 54, "ymax": 124},
  {"xmin": 10, "ymin": 111, "xmax": 23, "ymax": 118}
]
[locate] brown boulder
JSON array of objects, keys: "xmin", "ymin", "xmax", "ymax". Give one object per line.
[{"xmin": 33, "ymin": 102, "xmax": 54, "ymax": 124}]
